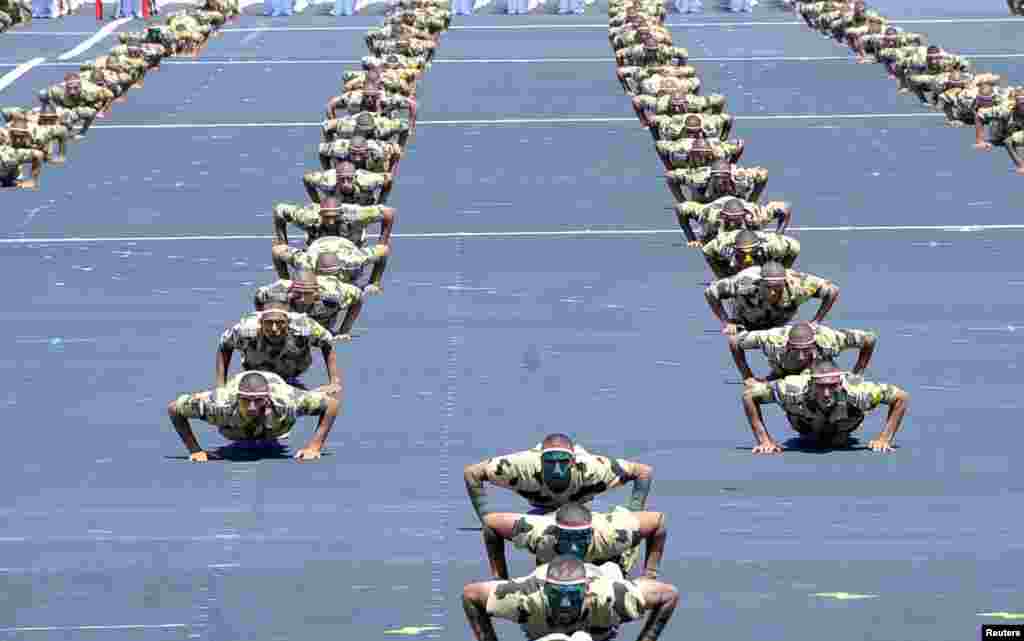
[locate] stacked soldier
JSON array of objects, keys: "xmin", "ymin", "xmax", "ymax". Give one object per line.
[
  {"xmin": 789, "ymin": 0, "xmax": 1024, "ymax": 175},
  {"xmin": 167, "ymin": 0, "xmax": 451, "ymax": 461}
]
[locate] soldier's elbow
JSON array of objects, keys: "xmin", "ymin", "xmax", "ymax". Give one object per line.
[{"xmin": 166, "ymin": 400, "xmax": 179, "ymax": 418}]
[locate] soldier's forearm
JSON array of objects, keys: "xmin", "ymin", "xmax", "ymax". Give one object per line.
[
  {"xmin": 463, "ymin": 596, "xmax": 498, "ymax": 641},
  {"xmin": 814, "ymin": 290, "xmax": 838, "ymax": 322},
  {"xmin": 729, "ymin": 341, "xmax": 756, "ymax": 380},
  {"xmin": 678, "ymin": 216, "xmax": 698, "ymax": 241},
  {"xmin": 483, "ymin": 525, "xmax": 510, "ymax": 580},
  {"xmin": 635, "ymin": 591, "xmax": 677, "ymax": 641},
  {"xmin": 273, "ymin": 217, "xmax": 289, "ymax": 244},
  {"xmin": 464, "ymin": 465, "xmax": 491, "ymax": 521},
  {"xmin": 308, "ymin": 400, "xmax": 340, "ymax": 450},
  {"xmin": 777, "ymin": 207, "xmax": 792, "ymax": 234},
  {"xmin": 643, "ymin": 514, "xmax": 667, "ymax": 578},
  {"xmin": 853, "ymin": 340, "xmax": 875, "ymax": 373},
  {"xmin": 323, "ymin": 347, "xmax": 341, "ymax": 385},
  {"xmin": 170, "ymin": 413, "xmax": 203, "ymax": 454},
  {"xmin": 336, "ymin": 299, "xmax": 363, "ymax": 336},
  {"xmin": 743, "ymin": 395, "xmax": 774, "ymax": 445},
  {"xmin": 705, "ymin": 293, "xmax": 729, "ymax": 326},
  {"xmin": 628, "ymin": 469, "xmax": 652, "ymax": 511},
  {"xmin": 880, "ymin": 396, "xmax": 908, "ymax": 442},
  {"xmin": 215, "ymin": 349, "xmax": 231, "ymax": 386}
]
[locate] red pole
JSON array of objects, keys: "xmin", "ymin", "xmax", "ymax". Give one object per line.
[
  {"xmin": 95, "ymin": 0, "xmax": 103, "ymax": 20},
  {"xmin": 142, "ymin": 0, "xmax": 149, "ymax": 19}
]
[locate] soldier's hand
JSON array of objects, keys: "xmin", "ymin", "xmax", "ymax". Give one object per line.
[
  {"xmin": 687, "ymin": 240, "xmax": 701, "ymax": 248},
  {"xmin": 743, "ymin": 377, "xmax": 764, "ymax": 387},
  {"xmin": 189, "ymin": 451, "xmax": 210, "ymax": 462},
  {"xmin": 721, "ymin": 323, "xmax": 740, "ymax": 336},
  {"xmin": 318, "ymin": 382, "xmax": 342, "ymax": 396},
  {"xmin": 332, "ymin": 333, "xmax": 352, "ymax": 344},
  {"xmin": 364, "ymin": 284, "xmax": 382, "ymax": 296},
  {"xmin": 752, "ymin": 440, "xmax": 783, "ymax": 455},
  {"xmin": 294, "ymin": 445, "xmax": 323, "ymax": 461},
  {"xmin": 973, "ymin": 141, "xmax": 993, "ymax": 151},
  {"xmin": 868, "ymin": 438, "xmax": 894, "ymax": 453}
]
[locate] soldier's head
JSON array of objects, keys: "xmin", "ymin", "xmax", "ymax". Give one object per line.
[
  {"xmin": 364, "ymin": 69, "xmax": 382, "ymax": 88},
  {"xmin": 785, "ymin": 322, "xmax": 819, "ymax": 371},
  {"xmin": 64, "ymin": 73, "xmax": 82, "ymax": 98},
  {"xmin": 553, "ymin": 503, "xmax": 593, "ymax": 560},
  {"xmin": 668, "ymin": 91, "xmax": 690, "ymax": 115},
  {"xmin": 259, "ymin": 309, "xmax": 290, "ymax": 343},
  {"xmin": 315, "ymin": 252, "xmax": 344, "ymax": 278},
  {"xmin": 288, "ymin": 270, "xmax": 321, "ymax": 310},
  {"xmin": 852, "ymin": 0, "xmax": 865, "ymax": 17},
  {"xmin": 732, "ymin": 229, "xmax": 761, "ymax": 269},
  {"xmin": 720, "ymin": 198, "xmax": 750, "ymax": 231},
  {"xmin": 335, "ymin": 161, "xmax": 357, "ymax": 195},
  {"xmin": 757, "ymin": 261, "xmax": 788, "ymax": 304},
  {"xmin": 944, "ymin": 69, "xmax": 967, "ymax": 90},
  {"xmin": 318, "ymin": 197, "xmax": 343, "ymax": 235},
  {"xmin": 401, "ymin": 10, "xmax": 416, "ymax": 24},
  {"xmin": 361, "ymin": 85, "xmax": 382, "ymax": 111},
  {"xmin": 348, "ymin": 135, "xmax": 369, "ymax": 166},
  {"xmin": 683, "ymin": 114, "xmax": 703, "ymax": 139},
  {"xmin": 355, "ymin": 112, "xmax": 376, "ymax": 137},
  {"xmin": 543, "ymin": 555, "xmax": 588, "ymax": 626},
  {"xmin": 540, "ymin": 433, "xmax": 575, "ymax": 493},
  {"xmin": 237, "ymin": 372, "xmax": 272, "ymax": 420},
  {"xmin": 926, "ymin": 45, "xmax": 943, "ymax": 72},
  {"xmin": 709, "ymin": 159, "xmax": 735, "ymax": 194},
  {"xmin": 642, "ymin": 35, "xmax": 659, "ymax": 60},
  {"xmin": 975, "ymin": 83, "xmax": 995, "ymax": 109},
  {"xmin": 688, "ymin": 136, "xmax": 715, "ymax": 167},
  {"xmin": 810, "ymin": 360, "xmax": 844, "ymax": 408},
  {"xmin": 8, "ymin": 111, "xmax": 27, "ymax": 128}
]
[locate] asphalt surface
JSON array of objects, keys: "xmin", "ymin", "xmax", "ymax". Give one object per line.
[{"xmin": 1, "ymin": 2, "xmax": 1023, "ymax": 641}]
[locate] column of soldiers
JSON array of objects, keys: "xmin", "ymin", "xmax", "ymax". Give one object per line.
[
  {"xmin": 0, "ymin": 0, "xmax": 239, "ymax": 190},
  {"xmin": 792, "ymin": 0, "xmax": 1024, "ymax": 175},
  {"xmin": 164, "ymin": 0, "xmax": 451, "ymax": 462}
]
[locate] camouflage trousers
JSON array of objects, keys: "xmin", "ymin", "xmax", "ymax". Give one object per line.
[{"xmin": 784, "ymin": 411, "xmax": 865, "ymax": 446}]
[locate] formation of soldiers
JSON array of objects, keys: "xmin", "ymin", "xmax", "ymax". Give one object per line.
[
  {"xmin": 0, "ymin": 0, "xmax": 240, "ymax": 189},
  {"xmin": 615, "ymin": 0, "xmax": 912, "ymax": 455},
  {"xmin": 792, "ymin": 0, "xmax": 1024, "ymax": 174},
  {"xmin": 165, "ymin": 0, "xmax": 449, "ymax": 462}
]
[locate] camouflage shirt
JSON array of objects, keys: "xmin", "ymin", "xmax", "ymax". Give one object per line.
[
  {"xmin": 322, "ymin": 113, "xmax": 408, "ymax": 142},
  {"xmin": 736, "ymin": 325, "xmax": 876, "ymax": 377},
  {"xmin": 286, "ymin": 236, "xmax": 378, "ymax": 280},
  {"xmin": 652, "ymin": 113, "xmax": 730, "ymax": 141},
  {"xmin": 977, "ymin": 103, "xmax": 1024, "ymax": 134},
  {"xmin": 306, "ymin": 169, "xmax": 391, "ymax": 205},
  {"xmin": 669, "ymin": 165, "xmax": 767, "ymax": 202},
  {"xmin": 319, "ymin": 137, "xmax": 402, "ymax": 174},
  {"xmin": 616, "ymin": 44, "xmax": 689, "ymax": 67},
  {"xmin": 650, "ymin": 93, "xmax": 726, "ymax": 116},
  {"xmin": 473, "ymin": 444, "xmax": 634, "ymax": 511},
  {"xmin": 706, "ymin": 266, "xmax": 835, "ymax": 330},
  {"xmin": 371, "ymin": 38, "xmax": 435, "ymax": 59},
  {"xmin": 485, "ymin": 564, "xmax": 646, "ymax": 641},
  {"xmin": 512, "ymin": 506, "xmax": 642, "ymax": 567},
  {"xmin": 342, "ymin": 70, "xmax": 416, "ymax": 97},
  {"xmin": 275, "ymin": 200, "xmax": 389, "ymax": 246},
  {"xmin": 218, "ymin": 311, "xmax": 334, "ymax": 380},
  {"xmin": 637, "ymin": 74, "xmax": 701, "ymax": 97},
  {"xmin": 676, "ymin": 197, "xmax": 787, "ymax": 242},
  {"xmin": 173, "ymin": 370, "xmax": 330, "ymax": 441},
  {"xmin": 253, "ymin": 277, "xmax": 362, "ymax": 334},
  {"xmin": 656, "ymin": 138, "xmax": 742, "ymax": 171},
  {"xmin": 746, "ymin": 373, "xmax": 902, "ymax": 434}
]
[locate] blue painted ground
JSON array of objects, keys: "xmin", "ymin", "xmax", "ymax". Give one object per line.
[{"xmin": 1, "ymin": 2, "xmax": 1023, "ymax": 640}]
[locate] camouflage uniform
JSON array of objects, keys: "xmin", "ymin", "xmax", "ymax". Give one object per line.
[
  {"xmin": 0, "ymin": 142, "xmax": 38, "ymax": 184},
  {"xmin": 705, "ymin": 266, "xmax": 836, "ymax": 331},
  {"xmin": 369, "ymin": 38, "xmax": 436, "ymax": 60},
  {"xmin": 0, "ymin": 9, "xmax": 11, "ymax": 30},
  {"xmin": 651, "ymin": 113, "xmax": 732, "ymax": 142},
  {"xmin": 611, "ymin": 27, "xmax": 672, "ymax": 51},
  {"xmin": 485, "ymin": 564, "xmax": 646, "ymax": 641},
  {"xmin": 655, "ymin": 138, "xmax": 743, "ymax": 170},
  {"xmin": 702, "ymin": 230, "xmax": 799, "ymax": 278},
  {"xmin": 511, "ymin": 506, "xmax": 643, "ymax": 571},
  {"xmin": 322, "ymin": 113, "xmax": 408, "ymax": 143},
  {"xmin": 861, "ymin": 30, "xmax": 922, "ymax": 58},
  {"xmin": 333, "ymin": 90, "xmax": 415, "ymax": 119},
  {"xmin": 218, "ymin": 311, "xmax": 334, "ymax": 382},
  {"xmin": 937, "ymin": 74, "xmax": 1005, "ymax": 123},
  {"xmin": 280, "ymin": 236, "xmax": 380, "ymax": 282},
  {"xmin": 647, "ymin": 93, "xmax": 726, "ymax": 116},
  {"xmin": 302, "ymin": 169, "xmax": 391, "ymax": 205},
  {"xmin": 342, "ymin": 70, "xmax": 416, "ymax": 97},
  {"xmin": 735, "ymin": 325, "xmax": 877, "ymax": 378},
  {"xmin": 173, "ymin": 371, "xmax": 330, "ymax": 441},
  {"xmin": 745, "ymin": 373, "xmax": 902, "ymax": 442},
  {"xmin": 675, "ymin": 197, "xmax": 787, "ymax": 244},
  {"xmin": 274, "ymin": 201, "xmax": 390, "ymax": 247},
  {"xmin": 977, "ymin": 102, "xmax": 1024, "ymax": 147},
  {"xmin": 636, "ymin": 74, "xmax": 701, "ymax": 98},
  {"xmin": 254, "ymin": 277, "xmax": 362, "ymax": 334},
  {"xmin": 469, "ymin": 444, "xmax": 636, "ymax": 513},
  {"xmin": 667, "ymin": 165, "xmax": 768, "ymax": 203},
  {"xmin": 46, "ymin": 81, "xmax": 113, "ymax": 123},
  {"xmin": 318, "ymin": 137, "xmax": 401, "ymax": 173},
  {"xmin": 360, "ymin": 54, "xmax": 428, "ymax": 77}
]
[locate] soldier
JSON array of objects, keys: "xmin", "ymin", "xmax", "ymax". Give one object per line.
[
  {"xmin": 666, "ymin": 160, "xmax": 768, "ymax": 205},
  {"xmin": 273, "ymin": 237, "xmax": 390, "ymax": 294},
  {"xmin": 481, "ymin": 502, "xmax": 667, "ymax": 580},
  {"xmin": 42, "ymin": 73, "xmax": 113, "ymax": 140},
  {"xmin": 302, "ymin": 161, "xmax": 394, "ymax": 206},
  {"xmin": 253, "ymin": 270, "xmax": 364, "ymax": 341},
  {"xmin": 326, "ymin": 85, "xmax": 418, "ymax": 131},
  {"xmin": 705, "ymin": 261, "xmax": 839, "ymax": 334},
  {"xmin": 741, "ymin": 361, "xmax": 910, "ymax": 454},
  {"xmin": 676, "ymin": 197, "xmax": 791, "ymax": 248},
  {"xmin": 651, "ymin": 113, "xmax": 734, "ymax": 145},
  {"xmin": 318, "ymin": 134, "xmax": 403, "ymax": 174},
  {"xmin": 273, "ymin": 195, "xmax": 395, "ymax": 249},
  {"xmin": 216, "ymin": 309, "xmax": 342, "ymax": 393},
  {"xmin": 634, "ymin": 73, "xmax": 701, "ymax": 100},
  {"xmin": 975, "ymin": 93, "xmax": 1024, "ymax": 174},
  {"xmin": 937, "ymin": 73, "xmax": 1002, "ymax": 127},
  {"xmin": 343, "ymin": 67, "xmax": 416, "ymax": 98},
  {"xmin": 462, "ymin": 555, "xmax": 680, "ymax": 641},
  {"xmin": 167, "ymin": 371, "xmax": 340, "ymax": 462},
  {"xmin": 0, "ymin": 135, "xmax": 44, "ymax": 189},
  {"xmin": 322, "ymin": 111, "xmax": 410, "ymax": 149},
  {"xmin": 702, "ymin": 229, "xmax": 800, "ymax": 279},
  {"xmin": 728, "ymin": 321, "xmax": 877, "ymax": 384},
  {"xmin": 655, "ymin": 136, "xmax": 745, "ymax": 172},
  {"xmin": 906, "ymin": 46, "xmax": 973, "ymax": 105},
  {"xmin": 4, "ymin": 111, "xmax": 59, "ymax": 172},
  {"xmin": 634, "ymin": 90, "xmax": 727, "ymax": 127},
  {"xmin": 464, "ymin": 433, "xmax": 653, "ymax": 523}
]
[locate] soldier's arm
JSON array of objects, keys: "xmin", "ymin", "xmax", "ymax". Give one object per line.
[
  {"xmin": 749, "ymin": 168, "xmax": 769, "ymax": 203},
  {"xmin": 166, "ymin": 393, "xmax": 208, "ymax": 460},
  {"xmin": 295, "ymin": 393, "xmax": 341, "ymax": 460},
  {"xmin": 272, "ymin": 205, "xmax": 293, "ymax": 244},
  {"xmin": 867, "ymin": 384, "xmax": 909, "ymax": 452},
  {"xmin": 215, "ymin": 327, "xmax": 236, "ymax": 387},
  {"xmin": 405, "ymin": 96, "xmax": 418, "ymax": 131},
  {"xmin": 631, "ymin": 578, "xmax": 681, "ymax": 641},
  {"xmin": 975, "ymin": 108, "xmax": 999, "ymax": 150},
  {"xmin": 771, "ymin": 201, "xmax": 792, "ymax": 234},
  {"xmin": 704, "ymin": 278, "xmax": 739, "ymax": 334},
  {"xmin": 846, "ymin": 330, "xmax": 878, "ymax": 374},
  {"xmin": 635, "ymin": 511, "xmax": 667, "ymax": 579},
  {"xmin": 326, "ymin": 96, "xmax": 344, "ymax": 120},
  {"xmin": 378, "ymin": 206, "xmax": 396, "ymax": 246},
  {"xmin": 727, "ymin": 332, "xmax": 762, "ymax": 383},
  {"xmin": 480, "ymin": 513, "xmax": 524, "ymax": 579},
  {"xmin": 742, "ymin": 382, "xmax": 782, "ymax": 454},
  {"xmin": 310, "ymin": 323, "xmax": 342, "ymax": 387},
  {"xmin": 674, "ymin": 202, "xmax": 701, "ymax": 245},
  {"xmin": 463, "ymin": 452, "xmax": 531, "ymax": 522},
  {"xmin": 253, "ymin": 287, "xmax": 267, "ymax": 312},
  {"xmin": 612, "ymin": 458, "xmax": 654, "ymax": 511},
  {"xmin": 462, "ymin": 582, "xmax": 501, "ymax": 641},
  {"xmin": 366, "ymin": 242, "xmax": 390, "ymax": 289}
]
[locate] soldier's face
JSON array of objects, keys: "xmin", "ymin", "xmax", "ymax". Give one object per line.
[
  {"xmin": 544, "ymin": 583, "xmax": 586, "ymax": 626},
  {"xmin": 362, "ymin": 94, "xmax": 380, "ymax": 111},
  {"xmin": 320, "ymin": 213, "xmax": 341, "ymax": 233},
  {"xmin": 761, "ymin": 281, "xmax": 785, "ymax": 304},
  {"xmin": 927, "ymin": 56, "xmax": 942, "ymax": 72},
  {"xmin": 541, "ymin": 451, "xmax": 574, "ymax": 493},
  {"xmin": 814, "ymin": 380, "xmax": 843, "ymax": 408},
  {"xmin": 785, "ymin": 344, "xmax": 817, "ymax": 369},
  {"xmin": 290, "ymin": 288, "xmax": 319, "ymax": 309},
  {"xmin": 239, "ymin": 397, "xmax": 269, "ymax": 419},
  {"xmin": 66, "ymin": 83, "xmax": 81, "ymax": 98},
  {"xmin": 261, "ymin": 316, "xmax": 289, "ymax": 342},
  {"xmin": 350, "ymin": 147, "xmax": 367, "ymax": 164},
  {"xmin": 554, "ymin": 525, "xmax": 593, "ymax": 559},
  {"xmin": 338, "ymin": 176, "xmax": 355, "ymax": 193},
  {"xmin": 712, "ymin": 175, "xmax": 734, "ymax": 193}
]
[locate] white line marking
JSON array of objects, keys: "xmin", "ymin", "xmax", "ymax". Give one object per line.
[
  {"xmin": 86, "ymin": 112, "xmax": 946, "ymax": 130},
  {"xmin": 0, "ymin": 57, "xmax": 45, "ymax": 93},
  {"xmin": 2, "ymin": 224, "xmax": 1021, "ymax": 245},
  {"xmin": 0, "ymin": 624, "xmax": 192, "ymax": 633},
  {"xmin": 57, "ymin": 17, "xmax": 132, "ymax": 61}
]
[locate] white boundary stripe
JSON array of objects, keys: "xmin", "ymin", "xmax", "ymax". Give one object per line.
[
  {"xmin": 0, "ymin": 623, "xmax": 191, "ymax": 633},
  {"xmin": 2, "ymin": 224, "xmax": 1023, "ymax": 245},
  {"xmin": 86, "ymin": 112, "xmax": 946, "ymax": 130},
  {"xmin": 56, "ymin": 17, "xmax": 132, "ymax": 61},
  {"xmin": 0, "ymin": 57, "xmax": 45, "ymax": 93}
]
